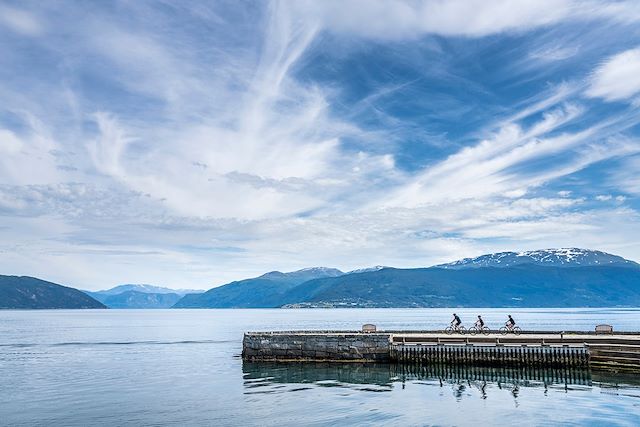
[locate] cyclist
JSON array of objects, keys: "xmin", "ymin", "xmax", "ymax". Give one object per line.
[
  {"xmin": 451, "ymin": 313, "xmax": 462, "ymax": 330},
  {"xmin": 505, "ymin": 315, "xmax": 516, "ymax": 331},
  {"xmin": 475, "ymin": 315, "xmax": 484, "ymax": 328}
]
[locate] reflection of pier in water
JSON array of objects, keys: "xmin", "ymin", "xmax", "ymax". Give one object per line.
[
  {"xmin": 243, "ymin": 362, "xmax": 395, "ymax": 387},
  {"xmin": 398, "ymin": 363, "xmax": 592, "ymax": 386},
  {"xmin": 242, "ymin": 362, "xmax": 612, "ymax": 389}
]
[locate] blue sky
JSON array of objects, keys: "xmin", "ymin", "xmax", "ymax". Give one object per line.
[{"xmin": 1, "ymin": 0, "xmax": 640, "ymax": 290}]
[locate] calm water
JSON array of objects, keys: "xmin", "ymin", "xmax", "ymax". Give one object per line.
[{"xmin": 1, "ymin": 308, "xmax": 640, "ymax": 426}]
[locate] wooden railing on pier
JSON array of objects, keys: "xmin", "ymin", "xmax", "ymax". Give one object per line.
[
  {"xmin": 389, "ymin": 332, "xmax": 640, "ymax": 372},
  {"xmin": 391, "ymin": 343, "xmax": 589, "ymax": 368}
]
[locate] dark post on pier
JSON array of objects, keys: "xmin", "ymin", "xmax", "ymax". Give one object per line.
[{"xmin": 242, "ymin": 329, "xmax": 640, "ymax": 373}]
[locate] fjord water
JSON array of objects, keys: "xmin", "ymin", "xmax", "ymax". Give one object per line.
[{"xmin": 2, "ymin": 309, "xmax": 640, "ymax": 426}]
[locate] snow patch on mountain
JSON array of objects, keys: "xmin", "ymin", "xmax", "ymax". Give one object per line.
[
  {"xmin": 296, "ymin": 267, "xmax": 344, "ymax": 275},
  {"xmin": 91, "ymin": 284, "xmax": 202, "ymax": 295},
  {"xmin": 347, "ymin": 266, "xmax": 388, "ymax": 274},
  {"xmin": 436, "ymin": 248, "xmax": 638, "ymax": 269}
]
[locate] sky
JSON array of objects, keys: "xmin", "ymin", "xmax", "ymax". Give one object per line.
[{"xmin": 1, "ymin": 0, "xmax": 640, "ymax": 290}]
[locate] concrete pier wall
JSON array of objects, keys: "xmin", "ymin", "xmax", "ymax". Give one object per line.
[
  {"xmin": 243, "ymin": 330, "xmax": 640, "ymax": 371},
  {"xmin": 242, "ymin": 332, "xmax": 391, "ymax": 362}
]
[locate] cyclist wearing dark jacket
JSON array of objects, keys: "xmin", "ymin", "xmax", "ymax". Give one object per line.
[
  {"xmin": 506, "ymin": 315, "xmax": 516, "ymax": 329},
  {"xmin": 452, "ymin": 313, "xmax": 462, "ymax": 327},
  {"xmin": 476, "ymin": 315, "xmax": 484, "ymax": 328}
]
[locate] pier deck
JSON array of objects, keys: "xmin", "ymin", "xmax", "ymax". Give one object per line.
[{"xmin": 242, "ymin": 330, "xmax": 640, "ymax": 372}]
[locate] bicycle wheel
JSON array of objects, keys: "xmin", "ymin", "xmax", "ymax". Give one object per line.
[
  {"xmin": 513, "ymin": 326, "xmax": 522, "ymax": 335},
  {"xmin": 458, "ymin": 326, "xmax": 466, "ymax": 334},
  {"xmin": 499, "ymin": 326, "xmax": 508, "ymax": 335},
  {"xmin": 444, "ymin": 326, "xmax": 454, "ymax": 335},
  {"xmin": 482, "ymin": 326, "xmax": 491, "ymax": 336},
  {"xmin": 468, "ymin": 326, "xmax": 478, "ymax": 336}
]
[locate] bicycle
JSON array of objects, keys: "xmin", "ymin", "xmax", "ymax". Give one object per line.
[
  {"xmin": 468, "ymin": 325, "xmax": 491, "ymax": 336},
  {"xmin": 444, "ymin": 324, "xmax": 466, "ymax": 334},
  {"xmin": 499, "ymin": 325, "xmax": 521, "ymax": 335}
]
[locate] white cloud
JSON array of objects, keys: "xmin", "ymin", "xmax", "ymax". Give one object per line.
[
  {"xmin": 297, "ymin": 0, "xmax": 575, "ymax": 39},
  {"xmin": 0, "ymin": 5, "xmax": 42, "ymax": 36},
  {"xmin": 0, "ymin": 118, "xmax": 60, "ymax": 186},
  {"xmin": 1, "ymin": 1, "xmax": 640, "ymax": 289},
  {"xmin": 530, "ymin": 44, "xmax": 580, "ymax": 62},
  {"xmin": 590, "ymin": 0, "xmax": 640, "ymax": 24},
  {"xmin": 504, "ymin": 189, "xmax": 527, "ymax": 198},
  {"xmin": 0, "ymin": 128, "xmax": 23, "ymax": 154},
  {"xmin": 69, "ymin": 5, "xmax": 353, "ymax": 220},
  {"xmin": 595, "ymin": 194, "xmax": 612, "ymax": 201},
  {"xmin": 381, "ymin": 102, "xmax": 598, "ymax": 208},
  {"xmin": 88, "ymin": 113, "xmax": 131, "ymax": 177},
  {"xmin": 586, "ymin": 47, "xmax": 640, "ymax": 101},
  {"xmin": 609, "ymin": 155, "xmax": 640, "ymax": 195},
  {"xmin": 293, "ymin": 0, "xmax": 640, "ymax": 40}
]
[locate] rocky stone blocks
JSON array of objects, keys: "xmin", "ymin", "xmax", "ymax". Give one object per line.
[{"xmin": 242, "ymin": 332, "xmax": 392, "ymax": 362}]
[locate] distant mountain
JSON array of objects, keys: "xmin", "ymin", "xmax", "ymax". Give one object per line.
[
  {"xmin": 436, "ymin": 248, "xmax": 638, "ymax": 269},
  {"xmin": 85, "ymin": 284, "xmax": 202, "ymax": 309},
  {"xmin": 259, "ymin": 267, "xmax": 343, "ymax": 283},
  {"xmin": 12, "ymin": 249, "xmax": 633, "ymax": 310},
  {"xmin": 280, "ymin": 264, "xmax": 640, "ymax": 308},
  {"xmin": 0, "ymin": 276, "xmax": 106, "ymax": 309},
  {"xmin": 173, "ymin": 267, "xmax": 344, "ymax": 308},
  {"xmin": 93, "ymin": 290, "xmax": 182, "ymax": 309},
  {"xmin": 173, "ymin": 249, "xmax": 640, "ymax": 308},
  {"xmin": 89, "ymin": 284, "xmax": 202, "ymax": 296}
]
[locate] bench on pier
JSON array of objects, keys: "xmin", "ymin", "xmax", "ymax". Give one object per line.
[
  {"xmin": 362, "ymin": 324, "xmax": 377, "ymax": 333},
  {"xmin": 595, "ymin": 324, "xmax": 613, "ymax": 334}
]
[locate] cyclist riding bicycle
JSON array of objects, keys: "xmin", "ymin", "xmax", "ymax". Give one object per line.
[
  {"xmin": 451, "ymin": 313, "xmax": 462, "ymax": 330},
  {"xmin": 475, "ymin": 315, "xmax": 484, "ymax": 328},
  {"xmin": 505, "ymin": 315, "xmax": 516, "ymax": 330}
]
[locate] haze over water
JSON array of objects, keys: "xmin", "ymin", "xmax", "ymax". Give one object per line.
[{"xmin": 2, "ymin": 308, "xmax": 640, "ymax": 426}]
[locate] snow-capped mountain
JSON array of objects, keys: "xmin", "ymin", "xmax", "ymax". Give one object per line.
[
  {"xmin": 90, "ymin": 284, "xmax": 203, "ymax": 296},
  {"xmin": 84, "ymin": 284, "xmax": 204, "ymax": 309},
  {"xmin": 296, "ymin": 267, "xmax": 344, "ymax": 276},
  {"xmin": 174, "ymin": 250, "xmax": 640, "ymax": 308},
  {"xmin": 436, "ymin": 248, "xmax": 639, "ymax": 269}
]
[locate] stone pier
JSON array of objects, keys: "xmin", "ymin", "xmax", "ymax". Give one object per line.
[
  {"xmin": 242, "ymin": 330, "xmax": 640, "ymax": 372},
  {"xmin": 242, "ymin": 332, "xmax": 392, "ymax": 362}
]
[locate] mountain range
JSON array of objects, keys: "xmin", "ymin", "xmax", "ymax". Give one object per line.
[
  {"xmin": 172, "ymin": 248, "xmax": 640, "ymax": 308},
  {"xmin": 85, "ymin": 285, "xmax": 203, "ymax": 309},
  {"xmin": 2, "ymin": 248, "xmax": 640, "ymax": 309}
]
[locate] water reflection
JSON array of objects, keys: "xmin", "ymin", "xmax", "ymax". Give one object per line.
[
  {"xmin": 399, "ymin": 363, "xmax": 593, "ymax": 386},
  {"xmin": 243, "ymin": 361, "xmax": 640, "ymax": 396},
  {"xmin": 243, "ymin": 362, "xmax": 395, "ymax": 393}
]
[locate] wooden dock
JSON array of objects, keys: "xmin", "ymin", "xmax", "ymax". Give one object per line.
[{"xmin": 243, "ymin": 330, "xmax": 640, "ymax": 373}]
